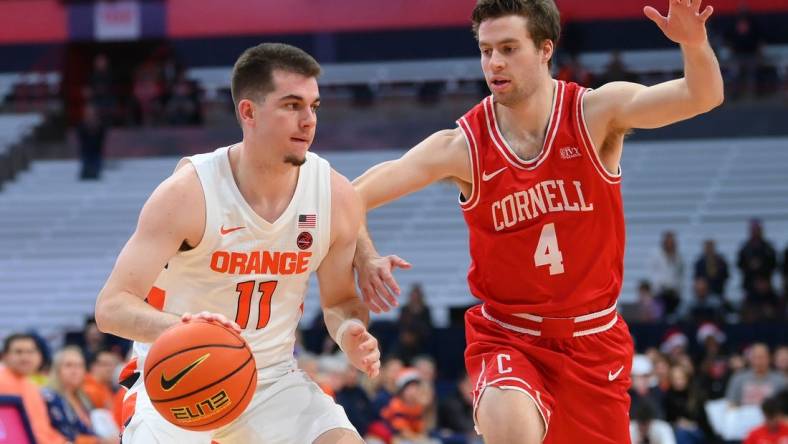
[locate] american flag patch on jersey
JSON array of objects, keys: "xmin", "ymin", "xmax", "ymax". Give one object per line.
[{"xmin": 298, "ymin": 214, "xmax": 317, "ymax": 229}]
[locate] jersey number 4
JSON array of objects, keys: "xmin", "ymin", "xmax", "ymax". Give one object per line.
[
  {"xmin": 234, "ymin": 280, "xmax": 278, "ymax": 329},
  {"xmin": 534, "ymin": 223, "xmax": 564, "ymax": 275}
]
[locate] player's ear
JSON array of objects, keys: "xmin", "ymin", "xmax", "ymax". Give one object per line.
[
  {"xmin": 237, "ymin": 99, "xmax": 256, "ymax": 127},
  {"xmin": 540, "ymin": 39, "xmax": 554, "ymax": 66}
]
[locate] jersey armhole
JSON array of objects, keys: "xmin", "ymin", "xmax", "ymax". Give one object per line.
[
  {"xmin": 575, "ymin": 88, "xmax": 622, "ymax": 184},
  {"xmin": 457, "ymin": 117, "xmax": 482, "ymax": 211},
  {"xmin": 175, "ymin": 156, "xmax": 217, "ymax": 257}
]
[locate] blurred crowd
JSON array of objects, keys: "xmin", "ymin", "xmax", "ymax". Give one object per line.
[
  {"xmin": 556, "ymin": 12, "xmax": 788, "ymax": 102},
  {"xmin": 0, "ymin": 279, "xmax": 785, "ymax": 444},
  {"xmin": 633, "ymin": 218, "xmax": 787, "ymax": 326}
]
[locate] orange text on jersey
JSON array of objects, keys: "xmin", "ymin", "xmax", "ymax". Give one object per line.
[{"xmin": 210, "ymin": 250, "xmax": 312, "ymax": 275}]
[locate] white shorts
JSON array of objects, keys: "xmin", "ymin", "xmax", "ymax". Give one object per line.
[{"xmin": 122, "ymin": 368, "xmax": 357, "ymax": 444}]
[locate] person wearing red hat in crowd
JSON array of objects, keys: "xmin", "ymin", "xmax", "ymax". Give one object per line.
[
  {"xmin": 743, "ymin": 395, "xmax": 788, "ymax": 444},
  {"xmin": 695, "ymin": 323, "xmax": 732, "ymax": 403},
  {"xmin": 661, "ymin": 329, "xmax": 689, "ymax": 361}
]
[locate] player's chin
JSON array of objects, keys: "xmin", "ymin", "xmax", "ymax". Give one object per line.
[{"xmin": 283, "ymin": 153, "xmax": 307, "ymax": 167}]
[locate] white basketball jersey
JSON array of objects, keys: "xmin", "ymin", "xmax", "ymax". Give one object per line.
[{"xmin": 132, "ymin": 145, "xmax": 331, "ymax": 376}]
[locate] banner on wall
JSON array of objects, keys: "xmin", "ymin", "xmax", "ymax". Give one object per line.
[{"xmin": 95, "ymin": 1, "xmax": 140, "ymax": 41}]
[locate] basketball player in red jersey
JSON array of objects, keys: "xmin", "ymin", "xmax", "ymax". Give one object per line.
[{"xmin": 353, "ymin": 0, "xmax": 723, "ymax": 442}]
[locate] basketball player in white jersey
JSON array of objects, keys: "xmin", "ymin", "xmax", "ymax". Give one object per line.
[{"xmin": 94, "ymin": 43, "xmax": 379, "ymax": 444}]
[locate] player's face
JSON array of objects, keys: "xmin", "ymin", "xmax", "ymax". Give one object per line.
[
  {"xmin": 3, "ymin": 339, "xmax": 38, "ymax": 376},
  {"xmin": 478, "ymin": 15, "xmax": 551, "ymax": 106},
  {"xmin": 249, "ymin": 70, "xmax": 320, "ymax": 166}
]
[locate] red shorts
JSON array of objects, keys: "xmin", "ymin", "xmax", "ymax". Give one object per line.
[{"xmin": 464, "ymin": 304, "xmax": 634, "ymax": 444}]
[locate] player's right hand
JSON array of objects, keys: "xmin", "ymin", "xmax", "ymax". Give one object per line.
[
  {"xmin": 355, "ymin": 253, "xmax": 411, "ymax": 313},
  {"xmin": 182, "ymin": 311, "xmax": 242, "ymax": 334}
]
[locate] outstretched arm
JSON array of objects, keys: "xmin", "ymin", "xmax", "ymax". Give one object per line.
[
  {"xmin": 318, "ymin": 170, "xmax": 380, "ymax": 377},
  {"xmin": 586, "ymin": 0, "xmax": 723, "ymax": 132},
  {"xmin": 352, "ymin": 129, "xmax": 469, "ymax": 312}
]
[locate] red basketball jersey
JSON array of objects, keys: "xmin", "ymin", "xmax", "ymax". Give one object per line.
[{"xmin": 457, "ymin": 80, "xmax": 625, "ymax": 317}]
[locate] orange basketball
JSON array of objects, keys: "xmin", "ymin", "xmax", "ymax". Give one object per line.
[{"xmin": 143, "ymin": 320, "xmax": 257, "ymax": 431}]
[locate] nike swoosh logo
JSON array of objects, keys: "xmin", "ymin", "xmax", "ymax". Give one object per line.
[
  {"xmin": 160, "ymin": 353, "xmax": 210, "ymax": 391},
  {"xmin": 481, "ymin": 167, "xmax": 507, "ymax": 182},
  {"xmin": 220, "ymin": 225, "xmax": 245, "ymax": 235},
  {"xmin": 608, "ymin": 365, "xmax": 624, "ymax": 381}
]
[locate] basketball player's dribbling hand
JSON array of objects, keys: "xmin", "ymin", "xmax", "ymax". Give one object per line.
[
  {"xmin": 356, "ymin": 254, "xmax": 412, "ymax": 313},
  {"xmin": 181, "ymin": 311, "xmax": 242, "ymax": 334},
  {"xmin": 644, "ymin": 0, "xmax": 714, "ymax": 48},
  {"xmin": 341, "ymin": 322, "xmax": 381, "ymax": 378}
]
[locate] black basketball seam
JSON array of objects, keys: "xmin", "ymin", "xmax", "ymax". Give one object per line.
[
  {"xmin": 190, "ymin": 366, "xmax": 257, "ymax": 430},
  {"xmin": 149, "ymin": 355, "xmax": 255, "ymax": 403},
  {"xmin": 144, "ymin": 342, "xmax": 248, "ymax": 382}
]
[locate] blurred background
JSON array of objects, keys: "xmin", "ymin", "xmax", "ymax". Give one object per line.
[{"xmin": 0, "ymin": 0, "xmax": 786, "ymax": 443}]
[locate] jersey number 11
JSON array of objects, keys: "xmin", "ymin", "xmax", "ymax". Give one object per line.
[{"xmin": 234, "ymin": 280, "xmax": 278, "ymax": 329}]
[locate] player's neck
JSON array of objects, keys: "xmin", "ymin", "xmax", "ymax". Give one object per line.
[
  {"xmin": 496, "ymin": 77, "xmax": 555, "ymax": 141},
  {"xmin": 231, "ymin": 141, "xmax": 300, "ymax": 210}
]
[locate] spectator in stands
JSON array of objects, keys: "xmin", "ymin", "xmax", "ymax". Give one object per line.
[
  {"xmin": 687, "ymin": 277, "xmax": 725, "ymax": 324},
  {"xmin": 395, "ymin": 283, "xmax": 434, "ymax": 363},
  {"xmin": 630, "ymin": 354, "xmax": 666, "ymax": 419},
  {"xmin": 0, "ymin": 333, "xmax": 67, "ymax": 443},
  {"xmin": 743, "ymin": 395, "xmax": 788, "ymax": 444},
  {"xmin": 90, "ymin": 54, "xmax": 115, "ymax": 125},
  {"xmin": 648, "ymin": 231, "xmax": 685, "ymax": 317},
  {"xmin": 379, "ymin": 368, "xmax": 438, "ymax": 444},
  {"xmin": 28, "ymin": 332, "xmax": 51, "ymax": 387},
  {"xmin": 663, "ymin": 365, "xmax": 704, "ymax": 444},
  {"xmin": 412, "ymin": 356, "xmax": 438, "ymax": 431},
  {"xmin": 661, "ymin": 329, "xmax": 690, "ymax": 362},
  {"xmin": 726, "ymin": 343, "xmax": 786, "ymax": 407},
  {"xmin": 335, "ymin": 362, "xmax": 374, "ymax": 436},
  {"xmin": 80, "ymin": 317, "xmax": 109, "ymax": 365},
  {"xmin": 653, "ymin": 353, "xmax": 673, "ymax": 395},
  {"xmin": 78, "ymin": 104, "xmax": 107, "ymax": 180},
  {"xmin": 737, "ymin": 219, "xmax": 777, "ymax": 295},
  {"xmin": 724, "ymin": 12, "xmax": 763, "ymax": 99},
  {"xmin": 82, "ymin": 349, "xmax": 119, "ymax": 410},
  {"xmin": 694, "ymin": 239, "xmax": 729, "ymax": 298},
  {"xmin": 742, "ymin": 276, "xmax": 781, "ymax": 322},
  {"xmin": 630, "ymin": 401, "xmax": 676, "ymax": 444},
  {"xmin": 694, "ymin": 323, "xmax": 730, "ymax": 401},
  {"xmin": 165, "ymin": 75, "xmax": 202, "ymax": 125},
  {"xmin": 775, "ymin": 346, "xmax": 788, "ymax": 380},
  {"xmin": 371, "ymin": 356, "xmax": 404, "ymax": 421},
  {"xmin": 132, "ymin": 62, "xmax": 163, "ymax": 125},
  {"xmin": 635, "ymin": 280, "xmax": 664, "ymax": 323},
  {"xmin": 437, "ymin": 373, "xmax": 477, "ymax": 443},
  {"xmin": 42, "ymin": 346, "xmax": 112, "ymax": 443}
]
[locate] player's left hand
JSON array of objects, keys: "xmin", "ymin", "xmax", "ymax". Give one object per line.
[
  {"xmin": 341, "ymin": 322, "xmax": 381, "ymax": 378},
  {"xmin": 644, "ymin": 0, "xmax": 714, "ymax": 48}
]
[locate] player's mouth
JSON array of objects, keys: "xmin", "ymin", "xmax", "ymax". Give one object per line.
[
  {"xmin": 290, "ymin": 136, "xmax": 310, "ymax": 145},
  {"xmin": 490, "ymin": 78, "xmax": 511, "ymax": 91}
]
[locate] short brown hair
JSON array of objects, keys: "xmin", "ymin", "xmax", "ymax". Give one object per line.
[
  {"xmin": 231, "ymin": 43, "xmax": 321, "ymax": 106},
  {"xmin": 471, "ymin": 0, "xmax": 561, "ymax": 55}
]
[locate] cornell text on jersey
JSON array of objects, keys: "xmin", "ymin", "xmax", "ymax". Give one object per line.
[{"xmin": 491, "ymin": 179, "xmax": 593, "ymax": 231}]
